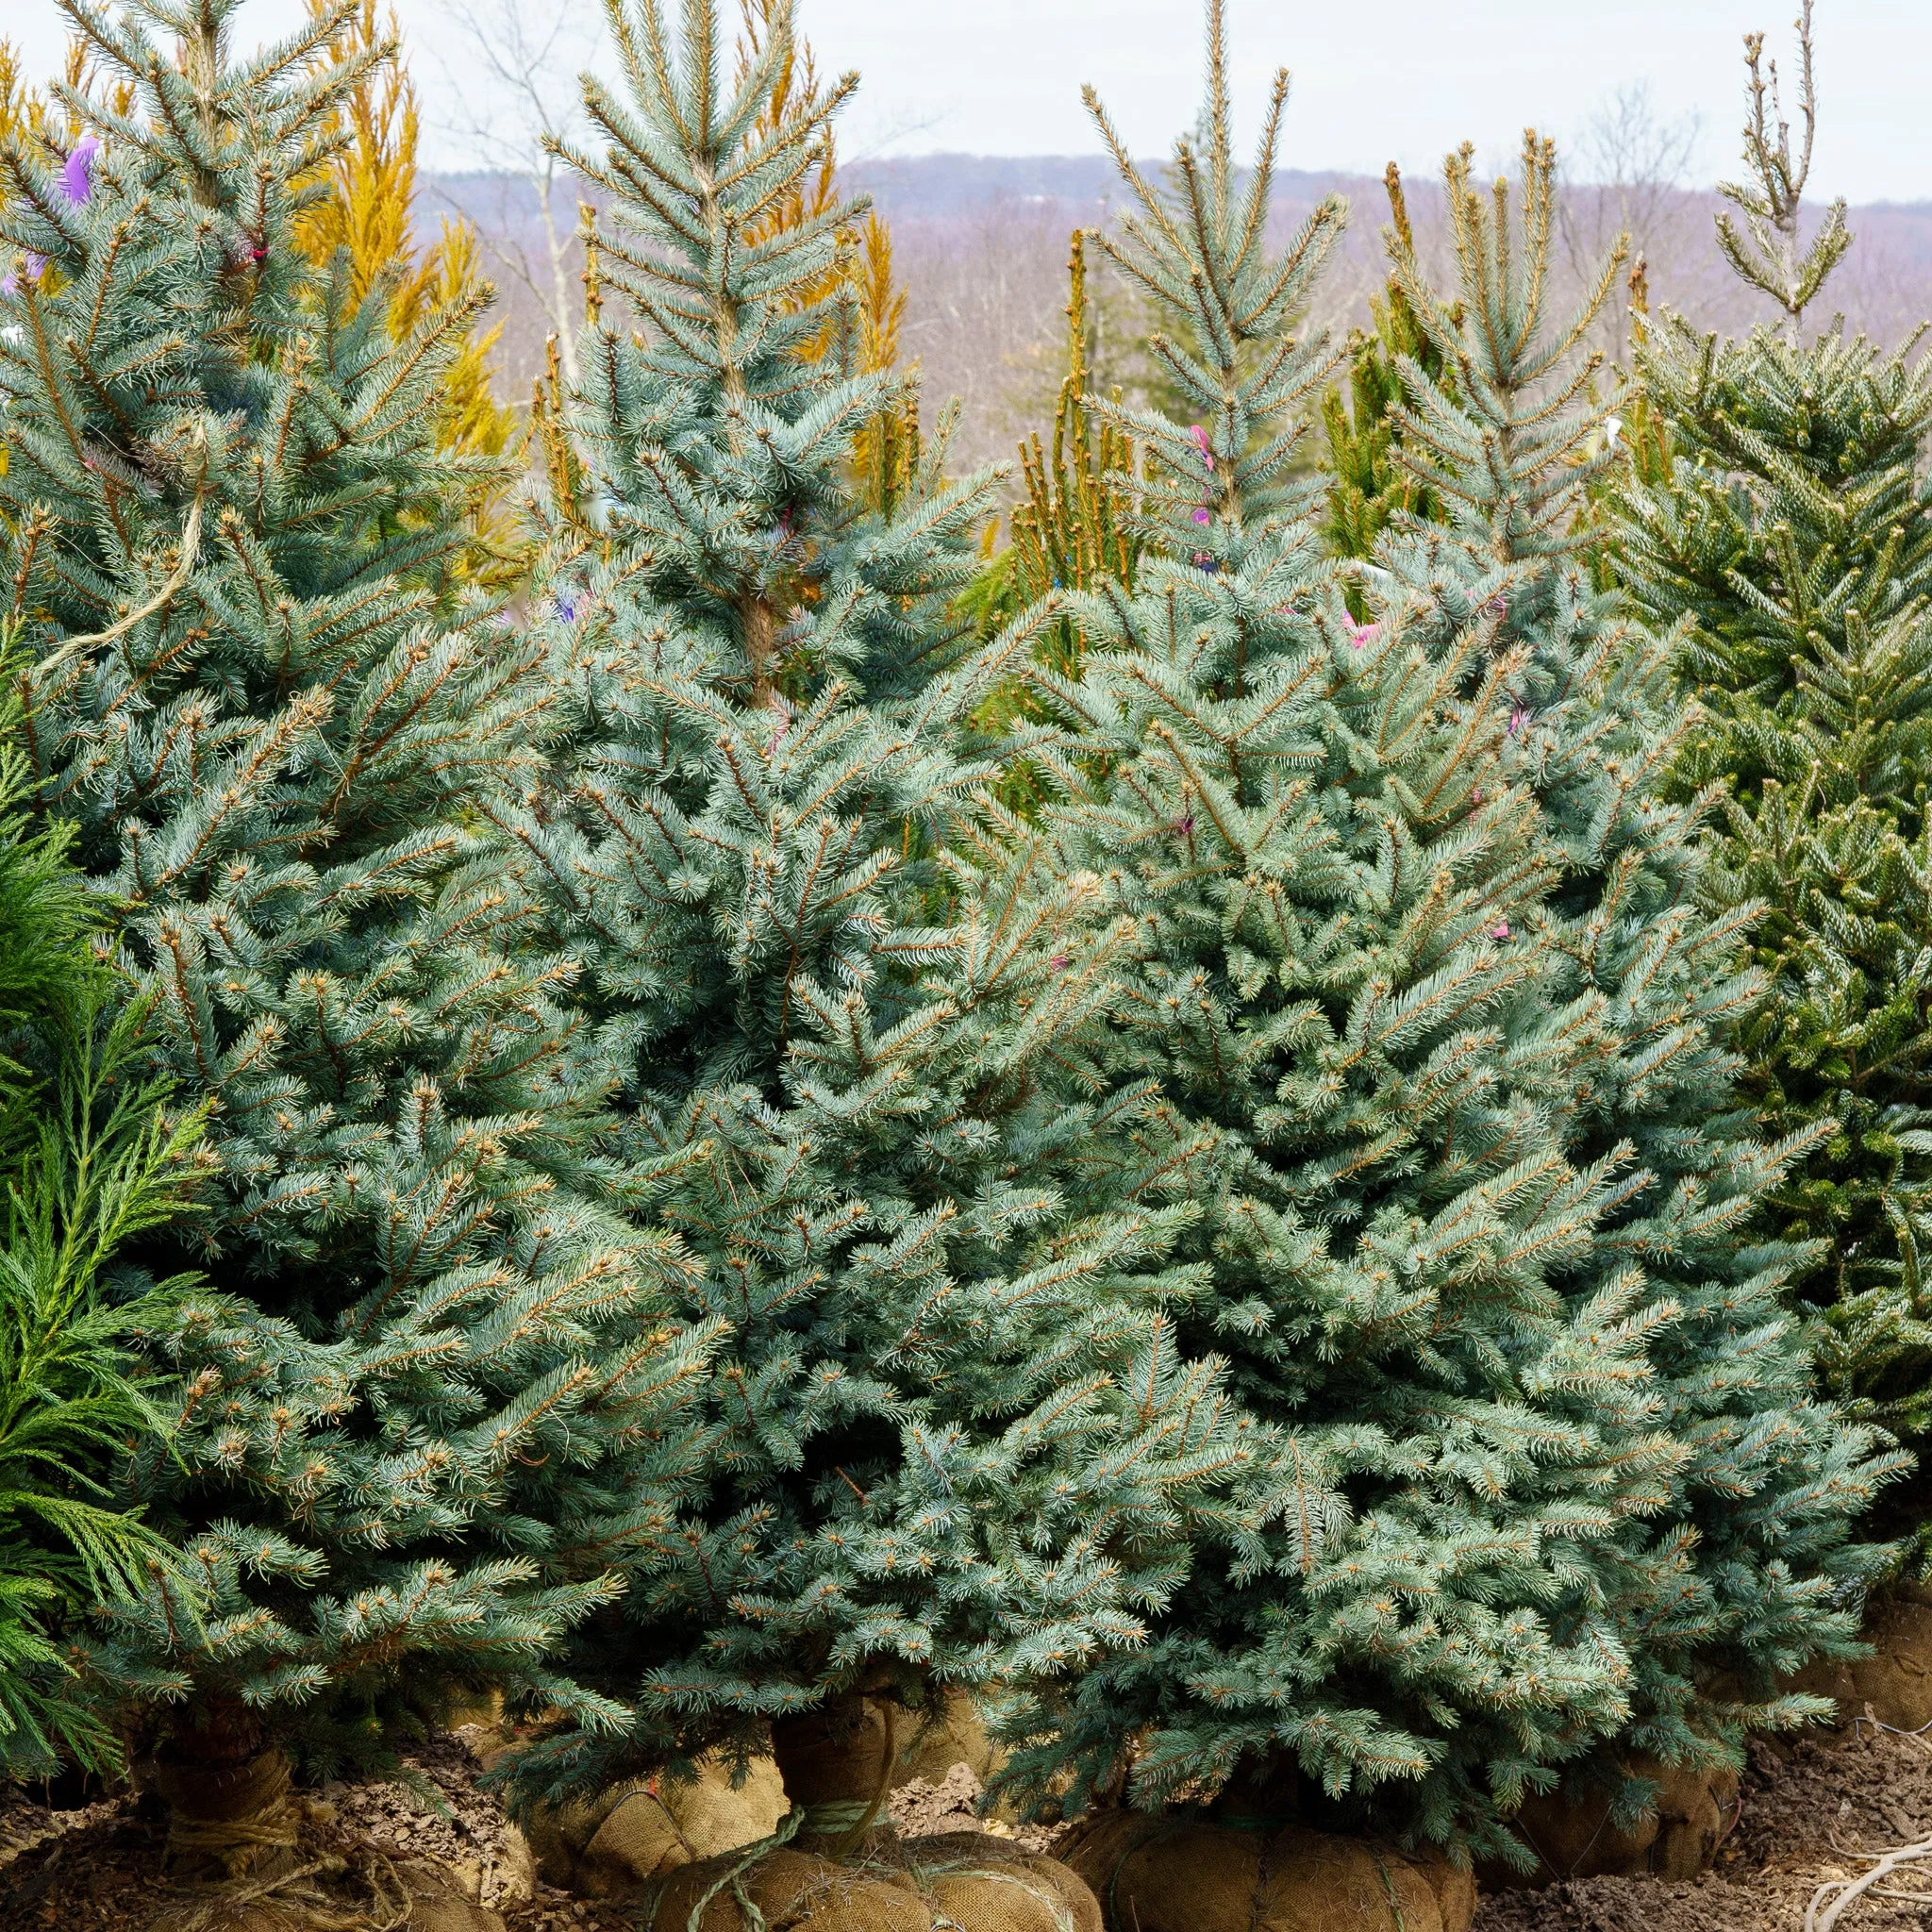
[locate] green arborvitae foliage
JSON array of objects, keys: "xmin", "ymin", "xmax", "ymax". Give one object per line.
[
  {"xmin": 481, "ymin": 0, "xmax": 1224, "ymax": 1810},
  {"xmin": 0, "ymin": 626, "xmax": 206, "ymax": 1778},
  {"xmin": 1613, "ymin": 14, "xmax": 1932, "ymax": 1452},
  {"xmin": 1319, "ymin": 162, "xmax": 1455, "ymax": 573},
  {"xmin": 979, "ymin": 38, "xmax": 1898, "ymax": 1853},
  {"xmin": 1365, "ymin": 135, "xmax": 1901, "ymax": 1812},
  {"xmin": 0, "ymin": 0, "xmax": 711, "ymax": 1766}
]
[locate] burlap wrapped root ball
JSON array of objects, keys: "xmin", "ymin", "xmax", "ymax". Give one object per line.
[
  {"xmin": 639, "ymin": 1832, "xmax": 1100, "ymax": 1932},
  {"xmin": 894, "ymin": 1836, "xmax": 1100, "ymax": 1932},
  {"xmin": 535, "ymin": 1685, "xmax": 1012, "ymax": 1904},
  {"xmin": 890, "ymin": 1696, "xmax": 1003, "ymax": 1790},
  {"xmin": 1053, "ymin": 1810, "xmax": 1476, "ymax": 1932},
  {"xmin": 1483, "ymin": 1755, "xmax": 1742, "ymax": 1887},
  {"xmin": 624, "ymin": 1697, "xmax": 1101, "ymax": 1932},
  {"xmin": 1790, "ymin": 1589, "xmax": 1932, "ymax": 1735},
  {"xmin": 518, "ymin": 1755, "xmax": 789, "ymax": 1897},
  {"xmin": 770, "ymin": 1697, "xmax": 904, "ymax": 1848}
]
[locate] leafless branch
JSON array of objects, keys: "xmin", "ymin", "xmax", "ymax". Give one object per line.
[
  {"xmin": 1714, "ymin": 0, "xmax": 1852, "ymax": 337},
  {"xmin": 427, "ymin": 0, "xmax": 603, "ymax": 387}
]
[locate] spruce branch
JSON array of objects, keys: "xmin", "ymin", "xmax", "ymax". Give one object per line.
[{"xmin": 1713, "ymin": 0, "xmax": 1852, "ymax": 338}]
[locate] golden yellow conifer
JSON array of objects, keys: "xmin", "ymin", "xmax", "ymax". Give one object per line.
[
  {"xmin": 0, "ymin": 42, "xmax": 43, "ymax": 486},
  {"xmin": 0, "ymin": 42, "xmax": 42, "ymax": 151},
  {"xmin": 736, "ymin": 0, "xmax": 843, "ymax": 332},
  {"xmin": 960, "ymin": 232, "xmax": 1143, "ymax": 808},
  {"xmin": 1008, "ymin": 230, "xmax": 1141, "ymax": 614},
  {"xmin": 298, "ymin": 0, "xmax": 521, "ymax": 575},
  {"xmin": 733, "ymin": 0, "xmax": 918, "ymax": 510}
]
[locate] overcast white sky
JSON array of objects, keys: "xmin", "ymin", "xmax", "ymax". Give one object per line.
[{"xmin": 9, "ymin": 0, "xmax": 1931, "ymax": 203}]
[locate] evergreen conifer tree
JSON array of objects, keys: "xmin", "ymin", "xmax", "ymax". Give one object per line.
[
  {"xmin": 983, "ymin": 232, "xmax": 1146, "ymax": 626},
  {"xmin": 1356, "ymin": 127, "xmax": 1903, "ymax": 1807},
  {"xmin": 0, "ymin": 41, "xmax": 44, "ymax": 243},
  {"xmin": 482, "ymin": 0, "xmax": 1227, "ymax": 1832},
  {"xmin": 295, "ymin": 0, "xmax": 522, "ymax": 580},
  {"xmin": 730, "ymin": 0, "xmax": 917, "ymax": 516},
  {"xmin": 0, "ymin": 0, "xmax": 712, "ymax": 1828},
  {"xmin": 0, "ymin": 629, "xmax": 205, "ymax": 1779},
  {"xmin": 1614, "ymin": 5, "xmax": 1932, "ymax": 1451},
  {"xmin": 979, "ymin": 21, "xmax": 1897, "ymax": 1857},
  {"xmin": 1319, "ymin": 163, "xmax": 1454, "ymax": 574},
  {"xmin": 960, "ymin": 230, "xmax": 1148, "ymax": 812}
]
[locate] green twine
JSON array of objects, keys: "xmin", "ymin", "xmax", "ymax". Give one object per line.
[
  {"xmin": 1371, "ymin": 1850, "xmax": 1407, "ymax": 1932},
  {"xmin": 684, "ymin": 1802, "xmax": 806, "ymax": 1932},
  {"xmin": 799, "ymin": 1799, "xmax": 876, "ymax": 1838}
]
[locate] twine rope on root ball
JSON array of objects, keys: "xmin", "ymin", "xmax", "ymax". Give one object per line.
[
  {"xmin": 657, "ymin": 1701, "xmax": 900, "ymax": 1932},
  {"xmin": 789, "ymin": 1700, "xmax": 897, "ymax": 1857},
  {"xmin": 1370, "ymin": 1851, "xmax": 1408, "ymax": 1932},
  {"xmin": 599, "ymin": 1782, "xmax": 701, "ymax": 1866},
  {"xmin": 152, "ymin": 1852, "xmax": 411, "ymax": 1932},
  {"xmin": 1713, "ymin": 1785, "xmax": 1745, "ymax": 1856},
  {"xmin": 159, "ymin": 1749, "xmax": 302, "ymax": 1879},
  {"xmin": 1849, "ymin": 1703, "xmax": 1932, "ymax": 1759},
  {"xmin": 878, "ymin": 1855, "xmax": 1077, "ymax": 1932},
  {"xmin": 151, "ymin": 1753, "xmax": 414, "ymax": 1932},
  {"xmin": 1807, "ymin": 1829, "xmax": 1932, "ymax": 1931},
  {"xmin": 1506, "ymin": 1762, "xmax": 1745, "ymax": 1885},
  {"xmin": 1510, "ymin": 1796, "xmax": 1611, "ymax": 1882},
  {"xmin": 683, "ymin": 1800, "xmax": 807, "ymax": 1932},
  {"xmin": 803, "ymin": 1704, "xmax": 895, "ymax": 1856}
]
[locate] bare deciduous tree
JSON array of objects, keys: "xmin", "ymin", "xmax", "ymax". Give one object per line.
[
  {"xmin": 430, "ymin": 0, "xmax": 603, "ymax": 387},
  {"xmin": 1559, "ymin": 81, "xmax": 1703, "ymax": 365}
]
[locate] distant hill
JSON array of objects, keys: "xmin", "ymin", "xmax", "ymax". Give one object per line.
[
  {"xmin": 423, "ymin": 158, "xmax": 1932, "ymax": 474},
  {"xmin": 842, "ymin": 154, "xmax": 1381, "ymax": 220}
]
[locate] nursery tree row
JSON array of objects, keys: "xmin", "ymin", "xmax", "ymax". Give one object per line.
[{"xmin": 0, "ymin": 0, "xmax": 1923, "ymax": 1882}]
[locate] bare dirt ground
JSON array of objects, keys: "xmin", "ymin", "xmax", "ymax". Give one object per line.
[
  {"xmin": 0, "ymin": 1727, "xmax": 629, "ymax": 1932},
  {"xmin": 1474, "ymin": 1723, "xmax": 1932, "ymax": 1932}
]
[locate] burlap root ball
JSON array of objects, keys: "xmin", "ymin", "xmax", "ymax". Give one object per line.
[
  {"xmin": 1484, "ymin": 1755, "xmax": 1742, "ymax": 1888},
  {"xmin": 144, "ymin": 1748, "xmax": 339, "ymax": 1932},
  {"xmin": 579, "ymin": 1694, "xmax": 1102, "ymax": 1932},
  {"xmin": 895, "ymin": 1834, "xmax": 1101, "ymax": 1932},
  {"xmin": 1053, "ymin": 1810, "xmax": 1475, "ymax": 1932},
  {"xmin": 533, "ymin": 1692, "xmax": 984, "ymax": 1899},
  {"xmin": 1790, "ymin": 1590, "xmax": 1932, "ymax": 1735},
  {"xmin": 771, "ymin": 1700, "xmax": 899, "ymax": 1842},
  {"xmin": 520, "ymin": 1755, "xmax": 788, "ymax": 1896},
  {"xmin": 638, "ymin": 1832, "xmax": 1102, "ymax": 1932},
  {"xmin": 890, "ymin": 1698, "xmax": 1003, "ymax": 1791},
  {"xmin": 393, "ymin": 1864, "xmax": 507, "ymax": 1932}
]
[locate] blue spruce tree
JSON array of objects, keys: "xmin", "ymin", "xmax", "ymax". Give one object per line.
[
  {"xmin": 1360, "ymin": 128, "xmax": 1903, "ymax": 1824},
  {"xmin": 0, "ymin": 0, "xmax": 713, "ymax": 1869},
  {"xmin": 483, "ymin": 0, "xmax": 1231, "ymax": 1847},
  {"xmin": 974, "ymin": 12, "xmax": 1898, "ymax": 1861}
]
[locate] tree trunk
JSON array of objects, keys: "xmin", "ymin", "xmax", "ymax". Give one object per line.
[
  {"xmin": 768, "ymin": 1693, "xmax": 897, "ymax": 1856},
  {"xmin": 151, "ymin": 1701, "xmax": 296, "ymax": 1885}
]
